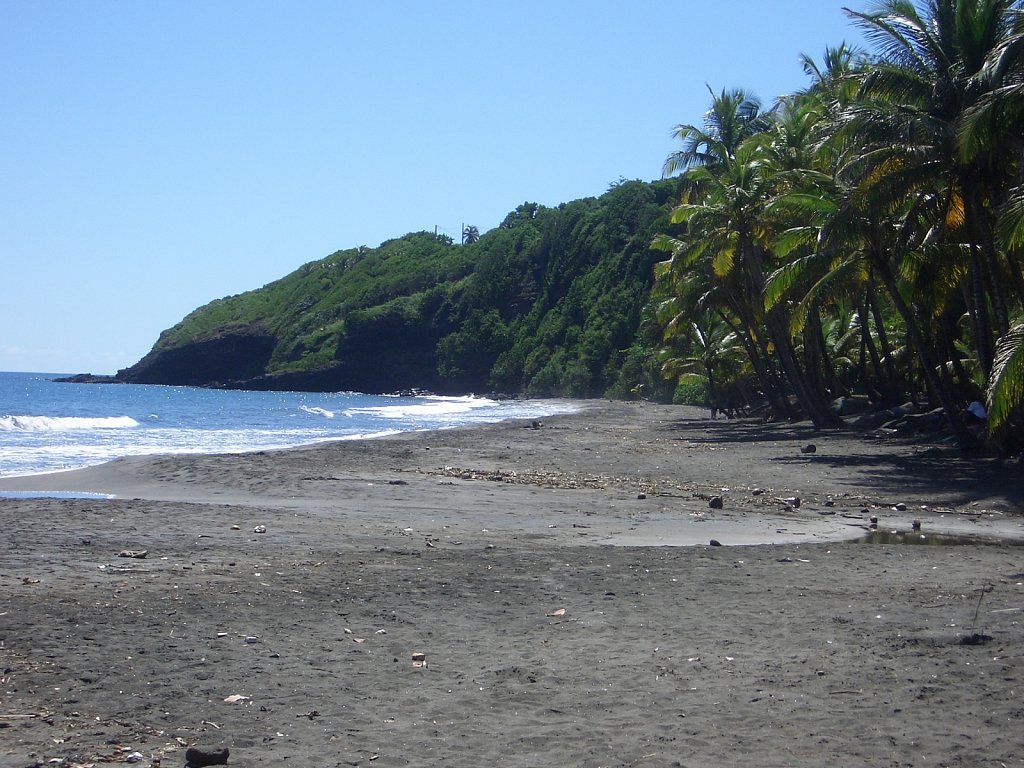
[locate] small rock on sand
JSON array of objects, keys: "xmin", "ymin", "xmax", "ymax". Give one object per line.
[{"xmin": 184, "ymin": 746, "xmax": 230, "ymax": 767}]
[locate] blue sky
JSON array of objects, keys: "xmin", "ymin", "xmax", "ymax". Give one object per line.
[{"xmin": 1, "ymin": 1, "xmax": 866, "ymax": 374}]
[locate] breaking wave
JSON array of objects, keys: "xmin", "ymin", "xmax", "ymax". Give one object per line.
[
  {"xmin": 299, "ymin": 405, "xmax": 335, "ymax": 418},
  {"xmin": 345, "ymin": 395, "xmax": 497, "ymax": 420},
  {"xmin": 0, "ymin": 415, "xmax": 141, "ymax": 432}
]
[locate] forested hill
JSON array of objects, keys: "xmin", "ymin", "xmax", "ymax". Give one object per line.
[{"xmin": 117, "ymin": 179, "xmax": 680, "ymax": 398}]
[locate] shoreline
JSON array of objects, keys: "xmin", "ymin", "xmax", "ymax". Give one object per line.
[
  {"xmin": 2, "ymin": 400, "xmax": 1023, "ymax": 766},
  {"xmin": 1, "ymin": 400, "xmax": 1020, "ymax": 545}
]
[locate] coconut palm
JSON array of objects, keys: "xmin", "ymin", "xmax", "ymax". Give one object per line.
[
  {"xmin": 661, "ymin": 90, "xmax": 843, "ymax": 426},
  {"xmin": 842, "ymin": 0, "xmax": 1024, "ymax": 368},
  {"xmin": 830, "ymin": 0, "xmax": 1024, "ymax": 441}
]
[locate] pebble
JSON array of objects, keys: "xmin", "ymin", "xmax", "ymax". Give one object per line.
[{"xmin": 184, "ymin": 746, "xmax": 230, "ymax": 768}]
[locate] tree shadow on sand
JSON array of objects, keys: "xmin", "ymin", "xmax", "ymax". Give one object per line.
[
  {"xmin": 661, "ymin": 417, "xmax": 1023, "ymax": 509},
  {"xmin": 664, "ymin": 418, "xmax": 834, "ymax": 444}
]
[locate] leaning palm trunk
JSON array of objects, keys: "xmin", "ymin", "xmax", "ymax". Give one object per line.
[
  {"xmin": 766, "ymin": 310, "xmax": 842, "ymax": 427},
  {"xmin": 745, "ymin": 240, "xmax": 841, "ymax": 427},
  {"xmin": 719, "ymin": 304, "xmax": 795, "ymax": 419},
  {"xmin": 865, "ymin": 282, "xmax": 903, "ymax": 402},
  {"xmin": 878, "ymin": 264, "xmax": 975, "ymax": 445}
]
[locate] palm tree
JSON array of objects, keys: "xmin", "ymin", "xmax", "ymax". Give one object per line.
[
  {"xmin": 660, "ymin": 89, "xmax": 843, "ymax": 426},
  {"xmin": 836, "ymin": 0, "xmax": 1024, "ymax": 441},
  {"xmin": 663, "ymin": 87, "xmax": 771, "ymax": 176},
  {"xmin": 658, "ymin": 310, "xmax": 747, "ymax": 414}
]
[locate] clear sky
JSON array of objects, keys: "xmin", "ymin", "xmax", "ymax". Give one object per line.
[{"xmin": 1, "ymin": 1, "xmax": 867, "ymax": 375}]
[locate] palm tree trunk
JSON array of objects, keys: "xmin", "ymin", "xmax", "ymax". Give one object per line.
[
  {"xmin": 967, "ymin": 242, "xmax": 996, "ymax": 379},
  {"xmin": 717, "ymin": 308, "xmax": 793, "ymax": 419},
  {"xmin": 857, "ymin": 297, "xmax": 887, "ymax": 402},
  {"xmin": 878, "ymin": 265, "xmax": 975, "ymax": 444},
  {"xmin": 866, "ymin": 280, "xmax": 902, "ymax": 402},
  {"xmin": 767, "ymin": 312, "xmax": 842, "ymax": 427}
]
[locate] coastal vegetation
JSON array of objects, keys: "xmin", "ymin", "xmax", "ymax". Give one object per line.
[
  {"xmin": 653, "ymin": 0, "xmax": 1024, "ymax": 448},
  {"xmin": 119, "ymin": 0, "xmax": 1024, "ymax": 450},
  {"xmin": 121, "ymin": 181, "xmax": 679, "ymax": 399}
]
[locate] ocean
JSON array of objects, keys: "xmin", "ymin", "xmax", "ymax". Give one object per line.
[{"xmin": 0, "ymin": 371, "xmax": 575, "ymax": 478}]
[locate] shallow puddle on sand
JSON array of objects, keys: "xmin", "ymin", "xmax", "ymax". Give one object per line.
[
  {"xmin": 0, "ymin": 490, "xmax": 115, "ymax": 500},
  {"xmin": 859, "ymin": 529, "xmax": 1024, "ymax": 546}
]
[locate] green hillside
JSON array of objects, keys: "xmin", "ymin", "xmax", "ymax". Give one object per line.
[{"xmin": 119, "ymin": 179, "xmax": 680, "ymax": 398}]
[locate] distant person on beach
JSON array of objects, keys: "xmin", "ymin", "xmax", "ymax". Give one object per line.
[{"xmin": 963, "ymin": 400, "xmax": 988, "ymax": 437}]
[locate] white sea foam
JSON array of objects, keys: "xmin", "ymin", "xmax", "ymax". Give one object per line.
[
  {"xmin": 347, "ymin": 396, "xmax": 497, "ymax": 419},
  {"xmin": 0, "ymin": 372, "xmax": 578, "ymax": 478},
  {"xmin": 0, "ymin": 414, "xmax": 141, "ymax": 432},
  {"xmin": 299, "ymin": 405, "xmax": 335, "ymax": 418}
]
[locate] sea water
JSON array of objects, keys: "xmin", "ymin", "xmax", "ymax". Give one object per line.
[{"xmin": 0, "ymin": 371, "xmax": 575, "ymax": 478}]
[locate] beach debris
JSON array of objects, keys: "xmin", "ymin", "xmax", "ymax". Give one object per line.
[
  {"xmin": 124, "ymin": 751, "xmax": 145, "ymax": 763},
  {"xmin": 411, "ymin": 651, "xmax": 427, "ymax": 668},
  {"xmin": 709, "ymin": 539, "xmax": 723, "ymax": 547},
  {"xmin": 222, "ymin": 694, "xmax": 250, "ymax": 704},
  {"xmin": 253, "ymin": 525, "xmax": 267, "ymax": 534},
  {"xmin": 780, "ymin": 496, "xmax": 801, "ymax": 509},
  {"xmin": 230, "ymin": 525, "xmax": 240, "ymax": 530},
  {"xmin": 243, "ymin": 636, "xmax": 259, "ymax": 644},
  {"xmin": 959, "ymin": 632, "xmax": 993, "ymax": 646},
  {"xmin": 800, "ymin": 444, "xmax": 817, "ymax": 454},
  {"xmin": 894, "ymin": 502, "xmax": 908, "ymax": 511},
  {"xmin": 184, "ymin": 746, "xmax": 230, "ymax": 767},
  {"xmin": 299, "ymin": 710, "xmax": 320, "ymax": 720},
  {"xmin": 708, "ymin": 496, "xmax": 724, "ymax": 509},
  {"xmin": 118, "ymin": 549, "xmax": 148, "ymax": 559},
  {"xmin": 546, "ymin": 608, "xmax": 566, "ymax": 617}
]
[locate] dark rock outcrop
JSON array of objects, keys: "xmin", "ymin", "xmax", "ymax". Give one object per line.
[
  {"xmin": 118, "ymin": 326, "xmax": 276, "ymax": 387},
  {"xmin": 53, "ymin": 373, "xmax": 121, "ymax": 384}
]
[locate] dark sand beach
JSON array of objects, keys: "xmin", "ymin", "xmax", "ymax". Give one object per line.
[{"xmin": 1, "ymin": 401, "xmax": 1022, "ymax": 767}]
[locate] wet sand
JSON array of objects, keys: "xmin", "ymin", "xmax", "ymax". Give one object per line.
[{"xmin": 1, "ymin": 401, "xmax": 1022, "ymax": 767}]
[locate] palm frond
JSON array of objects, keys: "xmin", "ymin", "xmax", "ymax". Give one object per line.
[
  {"xmin": 996, "ymin": 185, "xmax": 1024, "ymax": 250},
  {"xmin": 986, "ymin": 322, "xmax": 1024, "ymax": 430}
]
